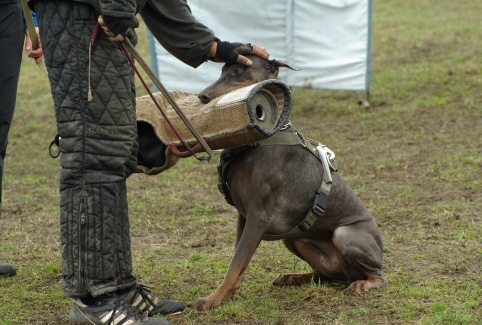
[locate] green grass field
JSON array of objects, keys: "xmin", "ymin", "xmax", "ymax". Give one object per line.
[{"xmin": 1, "ymin": 0, "xmax": 481, "ymax": 324}]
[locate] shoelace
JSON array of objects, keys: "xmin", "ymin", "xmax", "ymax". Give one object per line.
[
  {"xmin": 131, "ymin": 285, "xmax": 158, "ymax": 310},
  {"xmin": 109, "ymin": 297, "xmax": 145, "ymax": 324}
]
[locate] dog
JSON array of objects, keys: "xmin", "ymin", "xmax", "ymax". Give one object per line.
[{"xmin": 190, "ymin": 55, "xmax": 387, "ymax": 310}]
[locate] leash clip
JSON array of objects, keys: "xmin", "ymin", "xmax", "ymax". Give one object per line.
[{"xmin": 49, "ymin": 134, "xmax": 61, "ymax": 158}]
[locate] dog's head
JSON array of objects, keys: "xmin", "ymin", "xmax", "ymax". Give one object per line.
[{"xmin": 198, "ymin": 55, "xmax": 298, "ymax": 104}]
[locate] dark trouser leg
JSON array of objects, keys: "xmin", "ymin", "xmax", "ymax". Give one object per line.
[
  {"xmin": 60, "ymin": 180, "xmax": 136, "ymax": 297},
  {"xmin": 35, "ymin": 0, "xmax": 138, "ymax": 298},
  {"xmin": 0, "ymin": 2, "xmax": 24, "ymax": 213}
]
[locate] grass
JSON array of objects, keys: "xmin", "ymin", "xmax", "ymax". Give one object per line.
[{"xmin": 1, "ymin": 0, "xmax": 481, "ymax": 324}]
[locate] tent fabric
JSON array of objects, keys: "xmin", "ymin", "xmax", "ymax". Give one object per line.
[{"xmin": 147, "ymin": 0, "xmax": 372, "ymax": 94}]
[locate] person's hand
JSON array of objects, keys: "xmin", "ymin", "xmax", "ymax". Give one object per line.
[
  {"xmin": 98, "ymin": 15, "xmax": 131, "ymax": 42},
  {"xmin": 209, "ymin": 41, "xmax": 269, "ymax": 66},
  {"xmin": 25, "ymin": 27, "xmax": 44, "ymax": 64}
]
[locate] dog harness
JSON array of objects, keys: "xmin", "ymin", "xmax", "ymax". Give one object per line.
[{"xmin": 217, "ymin": 124, "xmax": 338, "ymax": 241}]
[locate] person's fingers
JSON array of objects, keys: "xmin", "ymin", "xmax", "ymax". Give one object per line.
[
  {"xmin": 28, "ymin": 48, "xmax": 44, "ymax": 63},
  {"xmin": 33, "ymin": 54, "xmax": 44, "ymax": 64},
  {"xmin": 24, "ymin": 29, "xmax": 32, "ymax": 51},
  {"xmin": 97, "ymin": 15, "xmax": 106, "ymax": 27},
  {"xmin": 251, "ymin": 44, "xmax": 269, "ymax": 59},
  {"xmin": 36, "ymin": 27, "xmax": 42, "ymax": 47},
  {"xmin": 237, "ymin": 43, "xmax": 270, "ymax": 66},
  {"xmin": 97, "ymin": 16, "xmax": 124, "ymax": 42},
  {"xmin": 102, "ymin": 28, "xmax": 122, "ymax": 41},
  {"xmin": 110, "ymin": 34, "xmax": 125, "ymax": 42},
  {"xmin": 28, "ymin": 49, "xmax": 42, "ymax": 57},
  {"xmin": 100, "ymin": 24, "xmax": 113, "ymax": 37},
  {"xmin": 236, "ymin": 55, "xmax": 252, "ymax": 66},
  {"xmin": 27, "ymin": 53, "xmax": 43, "ymax": 64}
]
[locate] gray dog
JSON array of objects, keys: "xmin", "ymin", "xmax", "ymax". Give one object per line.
[{"xmin": 190, "ymin": 56, "xmax": 387, "ymax": 310}]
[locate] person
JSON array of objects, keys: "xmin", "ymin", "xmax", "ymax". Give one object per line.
[
  {"xmin": 0, "ymin": 0, "xmax": 43, "ymax": 278},
  {"xmin": 28, "ymin": 0, "xmax": 269, "ymax": 324}
]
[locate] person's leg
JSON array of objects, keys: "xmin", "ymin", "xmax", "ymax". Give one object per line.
[
  {"xmin": 0, "ymin": 0, "xmax": 25, "ymax": 277},
  {"xmin": 36, "ymin": 0, "xmax": 137, "ymax": 298},
  {"xmin": 0, "ymin": 1, "xmax": 24, "ymax": 213},
  {"xmin": 35, "ymin": 1, "xmax": 183, "ymax": 322}
]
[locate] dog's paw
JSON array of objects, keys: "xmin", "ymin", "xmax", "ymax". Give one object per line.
[
  {"xmin": 347, "ymin": 275, "xmax": 387, "ymax": 294},
  {"xmin": 347, "ymin": 280, "xmax": 370, "ymax": 294},
  {"xmin": 190, "ymin": 297, "xmax": 214, "ymax": 311},
  {"xmin": 273, "ymin": 273, "xmax": 317, "ymax": 286},
  {"xmin": 273, "ymin": 274, "xmax": 292, "ymax": 286},
  {"xmin": 190, "ymin": 294, "xmax": 230, "ymax": 311}
]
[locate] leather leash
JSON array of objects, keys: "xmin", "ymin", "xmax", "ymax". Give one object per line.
[{"xmin": 119, "ymin": 38, "xmax": 212, "ymax": 161}]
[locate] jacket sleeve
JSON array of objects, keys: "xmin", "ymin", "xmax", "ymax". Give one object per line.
[
  {"xmin": 140, "ymin": 0, "xmax": 217, "ymax": 68},
  {"xmin": 98, "ymin": 0, "xmax": 137, "ymax": 19}
]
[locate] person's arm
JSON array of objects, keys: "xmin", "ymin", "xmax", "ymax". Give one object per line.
[
  {"xmin": 140, "ymin": 0, "xmax": 269, "ymax": 68},
  {"xmin": 140, "ymin": 0, "xmax": 216, "ymax": 68},
  {"xmin": 98, "ymin": 0, "xmax": 137, "ymax": 20}
]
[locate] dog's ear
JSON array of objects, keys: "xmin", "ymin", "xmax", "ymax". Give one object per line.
[
  {"xmin": 262, "ymin": 59, "xmax": 300, "ymax": 79},
  {"xmin": 269, "ymin": 59, "xmax": 301, "ymax": 72}
]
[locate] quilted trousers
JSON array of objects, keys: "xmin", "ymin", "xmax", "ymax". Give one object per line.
[{"xmin": 35, "ymin": 0, "xmax": 139, "ymax": 298}]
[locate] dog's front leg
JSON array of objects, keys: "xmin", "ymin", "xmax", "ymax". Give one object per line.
[
  {"xmin": 190, "ymin": 216, "xmax": 266, "ymax": 310},
  {"xmin": 235, "ymin": 213, "xmax": 246, "ymax": 248}
]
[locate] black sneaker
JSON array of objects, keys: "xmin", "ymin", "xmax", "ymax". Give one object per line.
[
  {"xmin": 69, "ymin": 294, "xmax": 170, "ymax": 325},
  {"xmin": 0, "ymin": 262, "xmax": 16, "ymax": 277},
  {"xmin": 119, "ymin": 284, "xmax": 186, "ymax": 316}
]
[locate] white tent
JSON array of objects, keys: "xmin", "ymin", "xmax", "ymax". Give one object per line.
[{"xmin": 147, "ymin": 0, "xmax": 373, "ymax": 94}]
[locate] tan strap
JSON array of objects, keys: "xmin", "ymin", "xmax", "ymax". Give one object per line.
[{"xmin": 20, "ymin": 0, "xmax": 39, "ymax": 50}]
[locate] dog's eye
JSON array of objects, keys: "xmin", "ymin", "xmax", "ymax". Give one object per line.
[{"xmin": 231, "ymin": 68, "xmax": 243, "ymax": 76}]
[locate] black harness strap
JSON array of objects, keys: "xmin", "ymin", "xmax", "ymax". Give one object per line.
[{"xmin": 217, "ymin": 143, "xmax": 259, "ymax": 206}]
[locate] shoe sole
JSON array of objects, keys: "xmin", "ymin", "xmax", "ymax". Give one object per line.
[
  {"xmin": 164, "ymin": 310, "xmax": 184, "ymax": 316},
  {"xmin": 0, "ymin": 272, "xmax": 16, "ymax": 278},
  {"xmin": 69, "ymin": 306, "xmax": 96, "ymax": 324}
]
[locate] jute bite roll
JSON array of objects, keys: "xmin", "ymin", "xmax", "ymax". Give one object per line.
[{"xmin": 135, "ymin": 79, "xmax": 292, "ymax": 175}]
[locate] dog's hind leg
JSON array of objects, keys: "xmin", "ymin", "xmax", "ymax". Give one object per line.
[
  {"xmin": 273, "ymin": 239, "xmax": 335, "ymax": 286},
  {"xmin": 332, "ymin": 221, "xmax": 388, "ymax": 293}
]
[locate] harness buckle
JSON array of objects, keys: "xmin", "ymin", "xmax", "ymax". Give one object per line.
[
  {"xmin": 312, "ymin": 188, "xmax": 329, "ymax": 217},
  {"xmin": 298, "ymin": 220, "xmax": 312, "ymax": 232}
]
